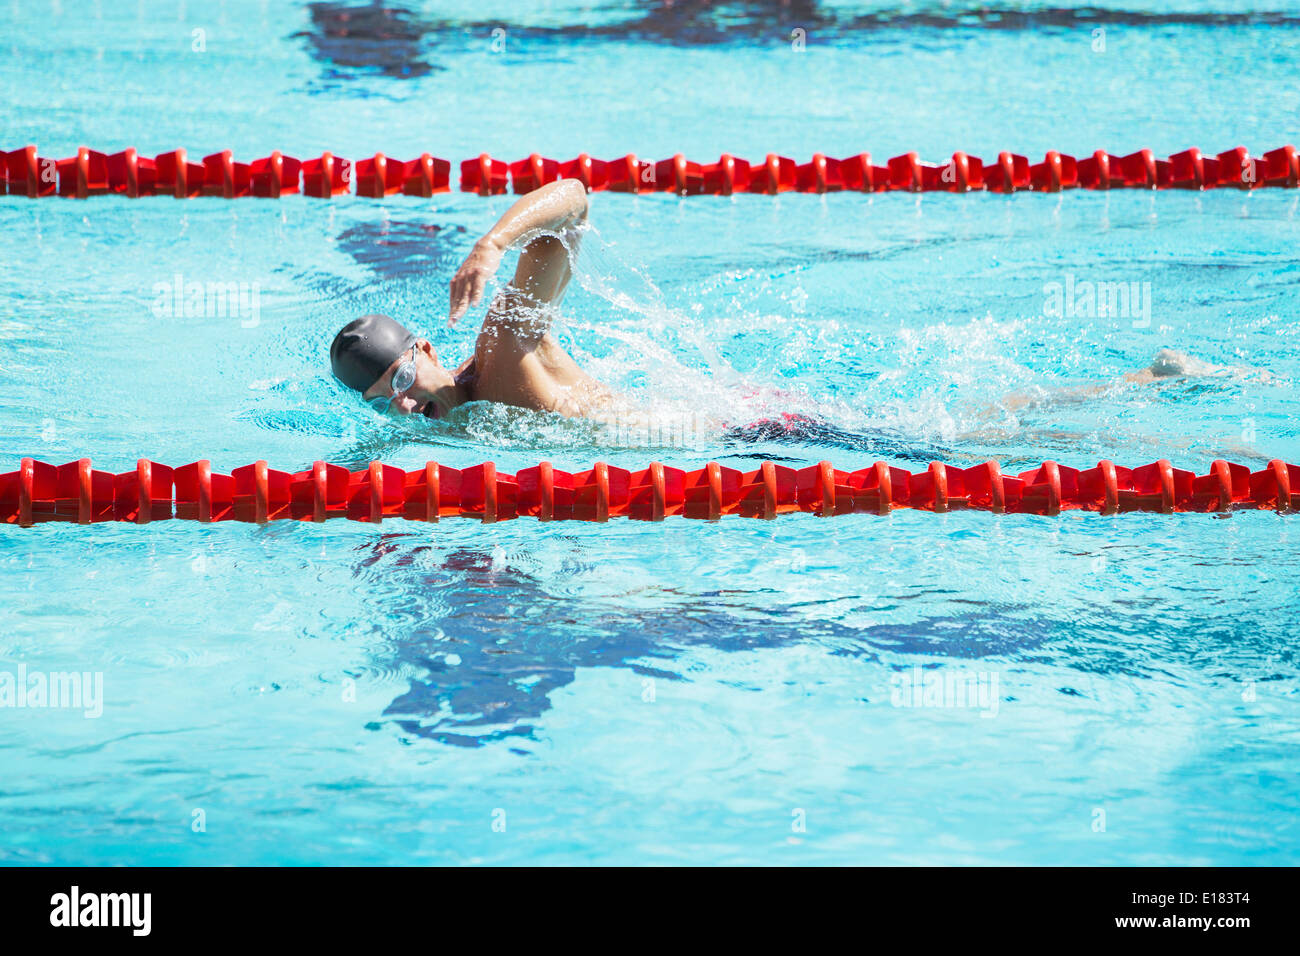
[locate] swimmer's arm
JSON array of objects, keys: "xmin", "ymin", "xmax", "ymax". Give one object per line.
[{"xmin": 448, "ymin": 178, "xmax": 589, "ymax": 327}]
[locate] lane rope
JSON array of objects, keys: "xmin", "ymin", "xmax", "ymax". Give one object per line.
[
  {"xmin": 2, "ymin": 457, "xmax": 1295, "ymax": 525},
  {"xmin": 3, "ymin": 145, "xmax": 1296, "ymax": 199}
]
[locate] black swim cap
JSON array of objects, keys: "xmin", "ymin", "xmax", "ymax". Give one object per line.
[{"xmin": 330, "ymin": 314, "xmax": 417, "ymax": 393}]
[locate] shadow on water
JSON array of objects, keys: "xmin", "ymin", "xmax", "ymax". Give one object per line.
[{"xmin": 355, "ymin": 536, "xmax": 1059, "ymax": 747}]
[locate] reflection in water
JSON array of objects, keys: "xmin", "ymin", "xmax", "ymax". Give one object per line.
[
  {"xmin": 294, "ymin": 2, "xmax": 441, "ymax": 80},
  {"xmin": 292, "ymin": 0, "xmax": 1300, "ymax": 81},
  {"xmin": 335, "ymin": 219, "xmax": 470, "ymax": 280},
  {"xmin": 359, "ymin": 538, "xmax": 1053, "ymax": 747},
  {"xmin": 588, "ymin": 0, "xmax": 829, "ymax": 44}
]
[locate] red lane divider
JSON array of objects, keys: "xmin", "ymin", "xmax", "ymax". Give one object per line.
[
  {"xmin": 4, "ymin": 145, "xmax": 1296, "ymax": 199},
  {"xmin": 2, "ymin": 457, "xmax": 1295, "ymax": 526}
]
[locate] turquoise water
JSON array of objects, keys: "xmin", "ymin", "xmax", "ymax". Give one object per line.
[{"xmin": 1, "ymin": 1, "xmax": 1298, "ymax": 865}]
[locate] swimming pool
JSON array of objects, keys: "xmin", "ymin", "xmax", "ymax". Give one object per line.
[{"xmin": 1, "ymin": 0, "xmax": 1298, "ymax": 865}]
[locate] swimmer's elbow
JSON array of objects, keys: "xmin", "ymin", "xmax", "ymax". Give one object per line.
[{"xmin": 559, "ymin": 178, "xmax": 589, "ymax": 222}]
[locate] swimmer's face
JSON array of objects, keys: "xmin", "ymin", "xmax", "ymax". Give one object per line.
[{"xmin": 362, "ymin": 339, "xmax": 460, "ymax": 419}]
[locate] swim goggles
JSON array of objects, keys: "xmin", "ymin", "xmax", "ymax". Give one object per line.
[{"xmin": 367, "ymin": 345, "xmax": 418, "ymax": 413}]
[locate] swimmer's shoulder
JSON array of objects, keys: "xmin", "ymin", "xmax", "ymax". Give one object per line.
[
  {"xmin": 472, "ymin": 331, "xmax": 611, "ymax": 416},
  {"xmin": 467, "ymin": 334, "xmax": 555, "ymax": 412}
]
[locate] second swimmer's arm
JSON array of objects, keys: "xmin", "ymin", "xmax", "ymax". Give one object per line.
[{"xmin": 448, "ymin": 178, "xmax": 589, "ymax": 326}]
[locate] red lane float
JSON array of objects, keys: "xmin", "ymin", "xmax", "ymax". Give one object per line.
[
  {"xmin": 2, "ymin": 458, "xmax": 1296, "ymax": 526},
  {"xmin": 355, "ymin": 152, "xmax": 451, "ymax": 197},
  {"xmin": 5, "ymin": 145, "xmax": 1297, "ymax": 199}
]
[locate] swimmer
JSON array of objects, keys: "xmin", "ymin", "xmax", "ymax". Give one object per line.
[
  {"xmin": 330, "ymin": 178, "xmax": 1248, "ymax": 458},
  {"xmin": 330, "ymin": 178, "xmax": 618, "ymax": 421},
  {"xmin": 328, "ymin": 182, "xmax": 951, "ymax": 462}
]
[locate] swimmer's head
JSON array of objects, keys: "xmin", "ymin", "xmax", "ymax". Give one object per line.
[{"xmin": 330, "ymin": 314, "xmax": 466, "ymax": 419}]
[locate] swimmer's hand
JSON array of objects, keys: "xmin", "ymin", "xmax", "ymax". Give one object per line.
[
  {"xmin": 449, "ymin": 237, "xmax": 504, "ymax": 326},
  {"xmin": 448, "ymin": 180, "xmax": 588, "ymax": 327}
]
